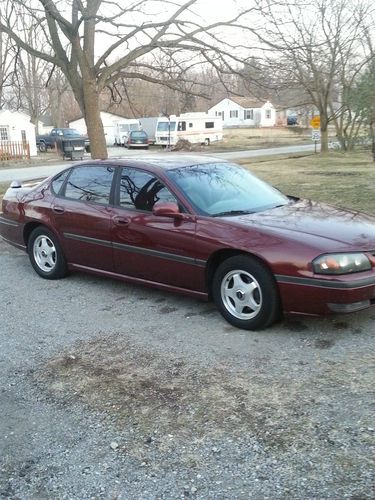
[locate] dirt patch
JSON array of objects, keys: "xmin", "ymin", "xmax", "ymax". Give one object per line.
[
  {"xmin": 171, "ymin": 139, "xmax": 204, "ymax": 152},
  {"xmin": 32, "ymin": 335, "xmax": 375, "ymax": 468},
  {"xmin": 314, "ymin": 338, "xmax": 335, "ymax": 349}
]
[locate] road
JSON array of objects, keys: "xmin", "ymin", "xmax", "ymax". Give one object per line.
[{"xmin": 0, "ymin": 144, "xmax": 316, "ymax": 183}]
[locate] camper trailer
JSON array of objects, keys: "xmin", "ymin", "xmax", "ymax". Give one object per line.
[
  {"xmin": 114, "ymin": 119, "xmax": 142, "ymax": 146},
  {"xmin": 155, "ymin": 113, "xmax": 223, "ymax": 147},
  {"xmin": 139, "ymin": 117, "xmax": 158, "ymax": 144}
]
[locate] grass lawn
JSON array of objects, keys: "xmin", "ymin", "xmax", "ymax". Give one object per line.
[
  {"xmin": 239, "ymin": 151, "xmax": 375, "ymax": 215},
  {"xmin": 0, "ymin": 182, "xmax": 9, "ymax": 197}
]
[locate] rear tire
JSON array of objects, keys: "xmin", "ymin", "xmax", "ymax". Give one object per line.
[
  {"xmin": 38, "ymin": 142, "xmax": 47, "ymax": 153},
  {"xmin": 28, "ymin": 227, "xmax": 67, "ymax": 280},
  {"xmin": 212, "ymin": 255, "xmax": 280, "ymax": 330}
]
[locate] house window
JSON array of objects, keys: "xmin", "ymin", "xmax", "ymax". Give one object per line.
[
  {"xmin": 0, "ymin": 126, "xmax": 9, "ymax": 141},
  {"xmin": 21, "ymin": 130, "xmax": 27, "ymax": 143},
  {"xmin": 215, "ymin": 111, "xmax": 222, "ymax": 117},
  {"xmin": 244, "ymin": 110, "xmax": 254, "ymax": 120},
  {"xmin": 230, "ymin": 110, "xmax": 238, "ymax": 118},
  {"xmin": 205, "ymin": 122, "xmax": 214, "ymax": 129},
  {"xmin": 265, "ymin": 109, "xmax": 272, "ymax": 119}
]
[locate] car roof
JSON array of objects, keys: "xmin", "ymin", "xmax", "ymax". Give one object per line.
[{"xmin": 95, "ymin": 154, "xmax": 229, "ymax": 171}]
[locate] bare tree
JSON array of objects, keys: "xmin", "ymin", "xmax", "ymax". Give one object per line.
[
  {"xmin": 0, "ymin": 0, "xmax": 257, "ymax": 158},
  {"xmin": 252, "ymin": 0, "xmax": 375, "ymax": 152},
  {"xmin": 348, "ymin": 61, "xmax": 375, "ymax": 160},
  {"xmin": 13, "ymin": 24, "xmax": 52, "ymax": 131},
  {"xmin": 0, "ymin": 30, "xmax": 17, "ymax": 109}
]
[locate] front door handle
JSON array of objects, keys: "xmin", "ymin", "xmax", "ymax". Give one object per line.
[
  {"xmin": 113, "ymin": 216, "xmax": 130, "ymax": 226},
  {"xmin": 53, "ymin": 206, "xmax": 65, "ymax": 214}
]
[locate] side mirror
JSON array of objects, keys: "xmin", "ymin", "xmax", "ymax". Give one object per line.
[
  {"xmin": 152, "ymin": 201, "xmax": 183, "ymax": 218},
  {"xmin": 10, "ymin": 180, "xmax": 22, "ymax": 189}
]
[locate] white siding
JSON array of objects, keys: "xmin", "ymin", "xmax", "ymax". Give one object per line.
[
  {"xmin": 0, "ymin": 110, "xmax": 37, "ymax": 156},
  {"xmin": 69, "ymin": 112, "xmax": 129, "ymax": 146},
  {"xmin": 208, "ymin": 98, "xmax": 276, "ymax": 127}
]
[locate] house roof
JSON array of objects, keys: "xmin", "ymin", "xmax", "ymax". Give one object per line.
[
  {"xmin": 0, "ymin": 109, "xmax": 32, "ymax": 120},
  {"xmin": 69, "ymin": 110, "xmax": 129, "ymax": 123},
  {"xmin": 229, "ymin": 97, "xmax": 266, "ymax": 108},
  {"xmin": 209, "ymin": 96, "xmax": 271, "ymax": 110},
  {"xmin": 39, "ymin": 114, "xmax": 54, "ymax": 126}
]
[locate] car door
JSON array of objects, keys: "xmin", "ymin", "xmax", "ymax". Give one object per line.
[
  {"xmin": 51, "ymin": 165, "xmax": 115, "ymax": 271},
  {"xmin": 111, "ymin": 166, "xmax": 204, "ymax": 291}
]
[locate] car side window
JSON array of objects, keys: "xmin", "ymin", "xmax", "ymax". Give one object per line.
[
  {"xmin": 119, "ymin": 167, "xmax": 177, "ymax": 211},
  {"xmin": 63, "ymin": 166, "xmax": 114, "ymax": 204},
  {"xmin": 51, "ymin": 169, "xmax": 70, "ymax": 195}
]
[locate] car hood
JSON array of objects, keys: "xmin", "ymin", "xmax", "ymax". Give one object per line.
[{"xmin": 231, "ymin": 199, "xmax": 375, "ymax": 250}]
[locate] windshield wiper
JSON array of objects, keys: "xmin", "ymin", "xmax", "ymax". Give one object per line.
[{"xmin": 212, "ymin": 209, "xmax": 255, "ymax": 217}]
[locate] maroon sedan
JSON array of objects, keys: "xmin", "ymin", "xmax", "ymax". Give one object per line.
[{"xmin": 1, "ymin": 156, "xmax": 375, "ymax": 330}]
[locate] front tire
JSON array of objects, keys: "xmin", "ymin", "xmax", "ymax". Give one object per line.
[
  {"xmin": 28, "ymin": 227, "xmax": 67, "ymax": 280},
  {"xmin": 212, "ymin": 255, "xmax": 280, "ymax": 330}
]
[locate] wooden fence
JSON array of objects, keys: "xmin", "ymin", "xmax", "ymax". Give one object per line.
[{"xmin": 0, "ymin": 141, "xmax": 30, "ymax": 161}]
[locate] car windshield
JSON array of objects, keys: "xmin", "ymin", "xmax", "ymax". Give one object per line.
[
  {"xmin": 166, "ymin": 162, "xmax": 289, "ymax": 216},
  {"xmin": 63, "ymin": 129, "xmax": 81, "ymax": 136},
  {"xmin": 130, "ymin": 131, "xmax": 148, "ymax": 139},
  {"xmin": 157, "ymin": 121, "xmax": 177, "ymax": 132}
]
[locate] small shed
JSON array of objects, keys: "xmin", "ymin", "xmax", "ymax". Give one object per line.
[
  {"xmin": 0, "ymin": 110, "xmax": 37, "ymax": 157},
  {"xmin": 208, "ymin": 97, "xmax": 276, "ymax": 128},
  {"xmin": 69, "ymin": 111, "xmax": 129, "ymax": 146}
]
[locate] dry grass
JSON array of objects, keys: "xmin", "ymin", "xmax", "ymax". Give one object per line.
[
  {"xmin": 0, "ymin": 183, "xmax": 9, "ymax": 197},
  {"xmin": 211, "ymin": 126, "xmax": 319, "ymax": 151},
  {"xmin": 239, "ymin": 151, "xmax": 375, "ymax": 215}
]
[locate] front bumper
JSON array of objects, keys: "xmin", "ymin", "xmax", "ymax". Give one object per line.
[{"xmin": 276, "ymin": 273, "xmax": 375, "ymax": 315}]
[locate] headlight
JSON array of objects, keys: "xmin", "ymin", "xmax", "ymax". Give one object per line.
[{"xmin": 312, "ymin": 253, "xmax": 372, "ymax": 275}]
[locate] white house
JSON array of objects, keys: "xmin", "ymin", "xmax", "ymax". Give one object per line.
[
  {"xmin": 208, "ymin": 97, "xmax": 276, "ymax": 128},
  {"xmin": 0, "ymin": 110, "xmax": 37, "ymax": 157},
  {"xmin": 69, "ymin": 111, "xmax": 130, "ymax": 146}
]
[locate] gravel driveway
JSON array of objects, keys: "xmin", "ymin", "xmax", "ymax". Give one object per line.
[{"xmin": 0, "ymin": 238, "xmax": 374, "ymax": 499}]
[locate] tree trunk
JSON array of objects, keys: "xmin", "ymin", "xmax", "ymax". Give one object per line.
[
  {"xmin": 370, "ymin": 121, "xmax": 375, "ymax": 162},
  {"xmin": 82, "ymin": 79, "xmax": 107, "ymax": 159},
  {"xmin": 320, "ymin": 113, "xmax": 329, "ymax": 153}
]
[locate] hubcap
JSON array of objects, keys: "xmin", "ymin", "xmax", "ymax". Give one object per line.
[
  {"xmin": 33, "ymin": 235, "xmax": 57, "ymax": 272},
  {"xmin": 221, "ymin": 269, "xmax": 262, "ymax": 320}
]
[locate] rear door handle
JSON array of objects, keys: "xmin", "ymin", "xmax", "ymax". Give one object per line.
[
  {"xmin": 113, "ymin": 216, "xmax": 130, "ymax": 226},
  {"xmin": 53, "ymin": 206, "xmax": 65, "ymax": 214}
]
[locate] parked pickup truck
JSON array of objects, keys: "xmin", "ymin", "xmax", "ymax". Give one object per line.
[{"xmin": 36, "ymin": 128, "xmax": 90, "ymax": 153}]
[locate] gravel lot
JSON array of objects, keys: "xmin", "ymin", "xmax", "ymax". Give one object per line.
[{"xmin": 0, "ymin": 237, "xmax": 374, "ymax": 499}]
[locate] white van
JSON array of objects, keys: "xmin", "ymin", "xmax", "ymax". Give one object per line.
[
  {"xmin": 114, "ymin": 119, "xmax": 142, "ymax": 146},
  {"xmin": 155, "ymin": 112, "xmax": 223, "ymax": 147}
]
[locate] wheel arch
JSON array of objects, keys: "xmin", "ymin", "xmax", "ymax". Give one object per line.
[
  {"xmin": 205, "ymin": 248, "xmax": 278, "ymax": 299},
  {"xmin": 23, "ymin": 221, "xmax": 60, "ymax": 248}
]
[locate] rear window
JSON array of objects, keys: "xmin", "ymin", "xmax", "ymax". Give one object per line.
[{"xmin": 130, "ymin": 131, "xmax": 148, "ymax": 139}]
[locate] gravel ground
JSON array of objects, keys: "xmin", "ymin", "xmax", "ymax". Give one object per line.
[{"xmin": 0, "ymin": 238, "xmax": 374, "ymax": 499}]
